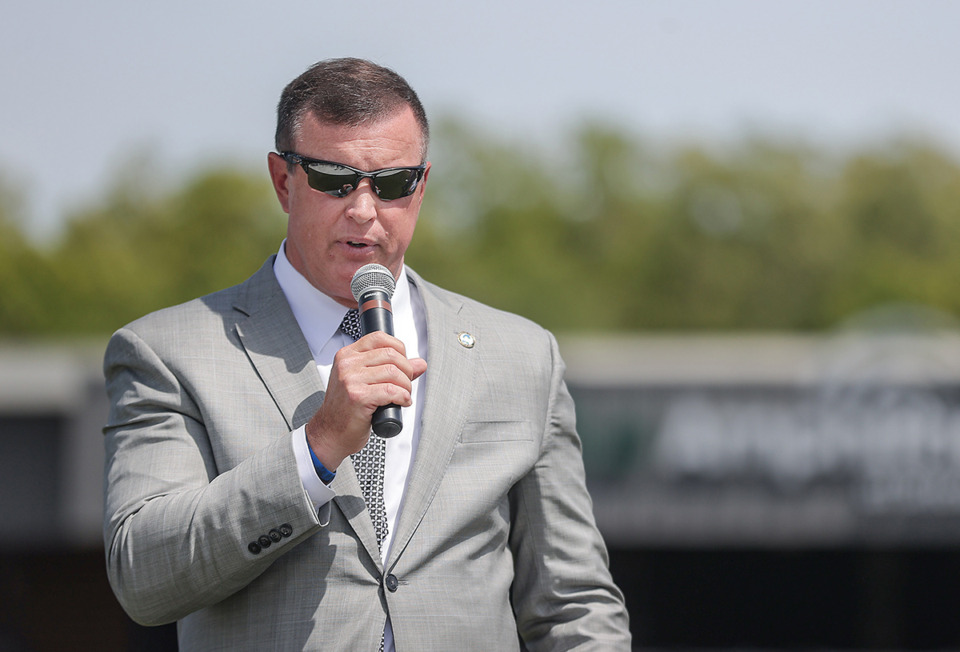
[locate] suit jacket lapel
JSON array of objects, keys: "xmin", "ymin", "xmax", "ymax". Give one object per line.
[
  {"xmin": 232, "ymin": 258, "xmax": 383, "ymax": 567},
  {"xmin": 233, "ymin": 258, "xmax": 325, "ymax": 430},
  {"xmin": 387, "ymin": 271, "xmax": 479, "ymax": 568}
]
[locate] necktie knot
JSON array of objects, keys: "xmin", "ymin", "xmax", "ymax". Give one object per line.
[{"xmin": 340, "ymin": 309, "xmax": 362, "ymax": 341}]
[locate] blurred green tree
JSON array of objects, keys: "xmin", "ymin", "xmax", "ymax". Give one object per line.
[
  {"xmin": 2, "ymin": 122, "xmax": 959, "ymax": 337},
  {"xmin": 17, "ymin": 161, "xmax": 286, "ymax": 335}
]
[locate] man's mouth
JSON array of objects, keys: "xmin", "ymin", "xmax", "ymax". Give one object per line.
[{"xmin": 347, "ymin": 241, "xmax": 369, "ymax": 248}]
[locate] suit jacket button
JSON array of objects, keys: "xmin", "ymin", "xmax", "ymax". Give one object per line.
[
  {"xmin": 268, "ymin": 528, "xmax": 283, "ymax": 542},
  {"xmin": 258, "ymin": 535, "xmax": 272, "ymax": 549},
  {"xmin": 248, "ymin": 541, "xmax": 262, "ymax": 555},
  {"xmin": 384, "ymin": 574, "xmax": 399, "ymax": 592},
  {"xmin": 279, "ymin": 523, "xmax": 293, "ymax": 537}
]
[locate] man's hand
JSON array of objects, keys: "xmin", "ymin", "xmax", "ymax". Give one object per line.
[{"xmin": 305, "ymin": 332, "xmax": 427, "ymax": 470}]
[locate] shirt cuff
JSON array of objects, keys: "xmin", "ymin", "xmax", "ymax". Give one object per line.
[{"xmin": 291, "ymin": 424, "xmax": 336, "ymax": 510}]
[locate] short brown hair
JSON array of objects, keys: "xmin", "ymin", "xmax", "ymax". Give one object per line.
[{"xmin": 275, "ymin": 58, "xmax": 430, "ymax": 159}]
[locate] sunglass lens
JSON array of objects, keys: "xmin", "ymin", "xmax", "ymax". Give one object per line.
[
  {"xmin": 374, "ymin": 169, "xmax": 421, "ymax": 200},
  {"xmin": 305, "ymin": 164, "xmax": 359, "ymax": 197}
]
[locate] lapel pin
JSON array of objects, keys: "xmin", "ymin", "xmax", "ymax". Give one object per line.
[{"xmin": 458, "ymin": 332, "xmax": 476, "ymax": 349}]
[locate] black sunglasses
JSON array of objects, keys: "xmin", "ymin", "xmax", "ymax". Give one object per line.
[{"xmin": 280, "ymin": 152, "xmax": 426, "ymax": 201}]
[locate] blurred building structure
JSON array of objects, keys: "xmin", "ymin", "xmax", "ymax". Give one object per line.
[
  {"xmin": 563, "ymin": 332, "xmax": 960, "ymax": 548},
  {"xmin": 3, "ymin": 329, "xmax": 960, "ymax": 649}
]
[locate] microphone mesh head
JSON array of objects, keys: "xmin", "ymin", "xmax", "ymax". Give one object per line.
[{"xmin": 351, "ymin": 264, "xmax": 396, "ymax": 302}]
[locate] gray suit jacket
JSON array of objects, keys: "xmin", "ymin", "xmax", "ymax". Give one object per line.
[{"xmin": 103, "ymin": 258, "xmax": 631, "ymax": 651}]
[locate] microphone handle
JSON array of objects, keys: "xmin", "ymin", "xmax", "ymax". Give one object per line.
[
  {"xmin": 372, "ymin": 405, "xmax": 403, "ymax": 439},
  {"xmin": 359, "ymin": 292, "xmax": 404, "ymax": 439}
]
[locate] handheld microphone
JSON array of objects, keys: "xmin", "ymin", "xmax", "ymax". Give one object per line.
[{"xmin": 350, "ymin": 263, "xmax": 403, "ymax": 438}]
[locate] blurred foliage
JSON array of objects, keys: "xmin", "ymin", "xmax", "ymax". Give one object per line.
[
  {"xmin": 2, "ymin": 160, "xmax": 286, "ymax": 335},
  {"xmin": 411, "ymin": 120, "xmax": 960, "ymax": 332},
  {"xmin": 2, "ymin": 119, "xmax": 960, "ymax": 337}
]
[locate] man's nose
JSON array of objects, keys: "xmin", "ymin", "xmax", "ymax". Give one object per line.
[{"xmin": 345, "ymin": 180, "xmax": 378, "ymax": 223}]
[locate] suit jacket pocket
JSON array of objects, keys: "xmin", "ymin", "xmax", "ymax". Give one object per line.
[{"xmin": 459, "ymin": 419, "xmax": 534, "ymax": 444}]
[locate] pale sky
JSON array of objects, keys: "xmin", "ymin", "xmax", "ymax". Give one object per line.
[{"xmin": 2, "ymin": 0, "xmax": 958, "ymax": 236}]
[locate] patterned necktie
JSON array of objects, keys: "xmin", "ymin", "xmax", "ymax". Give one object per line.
[{"xmin": 340, "ymin": 309, "xmax": 390, "ymax": 552}]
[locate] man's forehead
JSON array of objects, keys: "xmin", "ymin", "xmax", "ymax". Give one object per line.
[{"xmin": 294, "ymin": 109, "xmax": 427, "ymax": 158}]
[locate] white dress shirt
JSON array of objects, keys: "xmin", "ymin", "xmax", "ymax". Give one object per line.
[
  {"xmin": 273, "ymin": 240, "xmax": 427, "ymax": 564},
  {"xmin": 274, "ymin": 242, "xmax": 427, "ymax": 652}
]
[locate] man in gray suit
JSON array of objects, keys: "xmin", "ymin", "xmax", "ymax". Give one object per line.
[{"xmin": 103, "ymin": 57, "xmax": 631, "ymax": 651}]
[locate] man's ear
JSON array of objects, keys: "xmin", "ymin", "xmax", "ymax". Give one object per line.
[
  {"xmin": 267, "ymin": 152, "xmax": 292, "ymax": 214},
  {"xmin": 418, "ymin": 161, "xmax": 431, "ymax": 197}
]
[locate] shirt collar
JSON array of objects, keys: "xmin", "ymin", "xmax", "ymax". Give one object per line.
[{"xmin": 273, "ymin": 239, "xmax": 412, "ymax": 360}]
